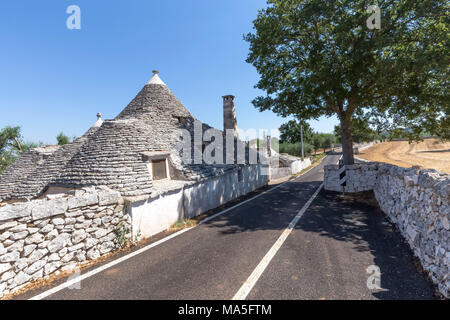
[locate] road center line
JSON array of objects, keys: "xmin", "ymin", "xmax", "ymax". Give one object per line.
[{"xmin": 232, "ymin": 182, "xmax": 324, "ymax": 300}]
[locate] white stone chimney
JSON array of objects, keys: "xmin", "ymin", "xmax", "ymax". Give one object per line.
[{"xmin": 223, "ymin": 95, "xmax": 238, "ymax": 138}]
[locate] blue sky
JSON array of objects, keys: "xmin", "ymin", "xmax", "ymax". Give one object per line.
[{"xmin": 0, "ymin": 0, "xmax": 338, "ymax": 145}]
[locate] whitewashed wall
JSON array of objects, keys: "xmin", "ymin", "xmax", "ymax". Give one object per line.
[
  {"xmin": 130, "ymin": 164, "xmax": 268, "ymax": 239},
  {"xmin": 270, "ymin": 157, "xmax": 311, "ymax": 181}
]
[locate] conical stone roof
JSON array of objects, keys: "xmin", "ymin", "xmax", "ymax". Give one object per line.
[
  {"xmin": 1, "ymin": 72, "xmax": 262, "ymax": 201},
  {"xmin": 115, "ymin": 71, "xmax": 193, "ymax": 121},
  {"xmin": 53, "ymin": 72, "xmax": 248, "ymax": 198}
]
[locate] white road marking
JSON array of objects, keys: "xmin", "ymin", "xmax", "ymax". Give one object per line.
[
  {"xmin": 232, "ymin": 183, "xmax": 324, "ymax": 300},
  {"xmin": 232, "ymin": 156, "xmax": 340, "ymax": 300},
  {"xmin": 29, "ymin": 157, "xmax": 330, "ymax": 300},
  {"xmin": 29, "ymin": 227, "xmax": 193, "ymax": 300}
]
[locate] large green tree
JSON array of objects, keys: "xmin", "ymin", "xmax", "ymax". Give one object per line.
[
  {"xmin": 245, "ymin": 0, "xmax": 449, "ymax": 164},
  {"xmin": 279, "ymin": 119, "xmax": 314, "ymax": 143}
]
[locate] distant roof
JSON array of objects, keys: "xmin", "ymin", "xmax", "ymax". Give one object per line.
[
  {"xmin": 0, "ymin": 120, "xmax": 100, "ymax": 202},
  {"xmin": 0, "ymin": 145, "xmax": 60, "ymax": 201}
]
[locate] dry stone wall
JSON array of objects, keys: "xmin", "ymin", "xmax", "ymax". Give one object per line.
[
  {"xmin": 324, "ymin": 162, "xmax": 379, "ymax": 192},
  {"xmin": 374, "ymin": 164, "xmax": 449, "ymax": 298},
  {"xmin": 324, "ymin": 162, "xmax": 449, "ymax": 298},
  {"xmin": 0, "ymin": 187, "xmax": 130, "ymax": 298}
]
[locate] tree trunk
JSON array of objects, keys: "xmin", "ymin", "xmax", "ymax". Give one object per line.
[
  {"xmin": 14, "ymin": 137, "xmax": 22, "ymax": 153},
  {"xmin": 340, "ymin": 115, "xmax": 355, "ymax": 165}
]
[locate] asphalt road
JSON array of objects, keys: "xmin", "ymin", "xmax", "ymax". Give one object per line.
[{"xmin": 17, "ymin": 155, "xmax": 437, "ymax": 300}]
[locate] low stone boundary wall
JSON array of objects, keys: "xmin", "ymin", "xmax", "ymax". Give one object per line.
[
  {"xmin": 324, "ymin": 162, "xmax": 379, "ymax": 192},
  {"xmin": 324, "ymin": 162, "xmax": 449, "ymax": 298},
  {"xmin": 374, "ymin": 165, "xmax": 449, "ymax": 297},
  {"xmin": 270, "ymin": 157, "xmax": 311, "ymax": 181},
  {"xmin": 290, "ymin": 157, "xmax": 312, "ymax": 174},
  {"xmin": 0, "ymin": 187, "xmax": 130, "ymax": 298}
]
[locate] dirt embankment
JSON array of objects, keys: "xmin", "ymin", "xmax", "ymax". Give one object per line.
[{"xmin": 357, "ymin": 138, "xmax": 450, "ymax": 174}]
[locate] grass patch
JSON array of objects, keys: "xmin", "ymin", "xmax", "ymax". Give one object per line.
[
  {"xmin": 168, "ymin": 219, "xmax": 198, "ymax": 231},
  {"xmin": 311, "ymin": 152, "xmax": 327, "ymax": 164}
]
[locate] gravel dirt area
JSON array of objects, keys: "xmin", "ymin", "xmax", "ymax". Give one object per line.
[{"xmin": 357, "ymin": 138, "xmax": 450, "ymax": 173}]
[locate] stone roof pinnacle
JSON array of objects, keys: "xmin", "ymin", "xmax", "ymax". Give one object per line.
[
  {"xmin": 92, "ymin": 112, "xmax": 103, "ymax": 128},
  {"xmin": 147, "ymin": 70, "xmax": 166, "ymax": 86}
]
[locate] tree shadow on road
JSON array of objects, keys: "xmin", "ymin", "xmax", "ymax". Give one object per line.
[
  {"xmin": 298, "ymin": 190, "xmax": 438, "ymax": 300},
  {"xmin": 203, "ymin": 180, "xmax": 323, "ymax": 236},
  {"xmin": 201, "ymin": 179, "xmax": 438, "ymax": 300}
]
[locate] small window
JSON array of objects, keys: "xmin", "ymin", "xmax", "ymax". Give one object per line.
[{"xmin": 152, "ymin": 159, "xmax": 167, "ymax": 180}]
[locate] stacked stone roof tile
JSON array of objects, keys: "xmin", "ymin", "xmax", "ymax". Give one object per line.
[
  {"xmin": 0, "ymin": 127, "xmax": 100, "ymax": 201},
  {"xmin": 0, "ymin": 146, "xmax": 59, "ymax": 201},
  {"xmin": 0, "ymin": 72, "xmax": 264, "ymax": 201}
]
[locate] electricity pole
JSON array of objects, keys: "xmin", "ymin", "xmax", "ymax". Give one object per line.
[{"xmin": 299, "ymin": 117, "xmax": 304, "ymax": 161}]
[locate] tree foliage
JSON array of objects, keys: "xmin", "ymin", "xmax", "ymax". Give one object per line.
[
  {"xmin": 321, "ymin": 134, "xmax": 335, "ymax": 152},
  {"xmin": 245, "ymin": 0, "xmax": 449, "ymax": 164},
  {"xmin": 279, "ymin": 119, "xmax": 314, "ymax": 143},
  {"xmin": 334, "ymin": 117, "xmax": 378, "ymax": 143},
  {"xmin": 279, "ymin": 141, "xmax": 314, "ymax": 157},
  {"xmin": 56, "ymin": 132, "xmax": 70, "ymax": 145},
  {"xmin": 311, "ymin": 132, "xmax": 335, "ymax": 152},
  {"xmin": 0, "ymin": 126, "xmax": 42, "ymax": 174},
  {"xmin": 0, "ymin": 126, "xmax": 23, "ymax": 173},
  {"xmin": 0, "ymin": 126, "xmax": 23, "ymax": 153}
]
